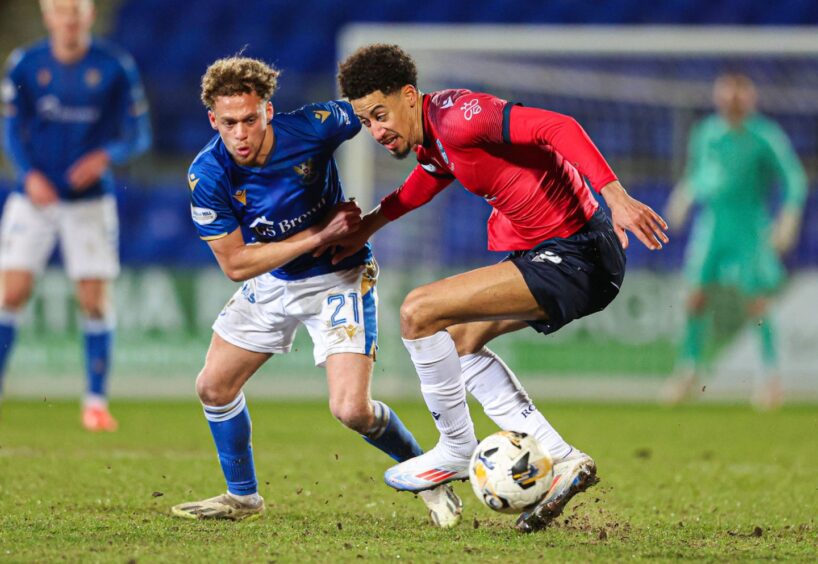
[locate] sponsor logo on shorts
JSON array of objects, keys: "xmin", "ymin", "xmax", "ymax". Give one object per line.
[
  {"xmin": 191, "ymin": 205, "xmax": 217, "ymax": 225},
  {"xmin": 241, "ymin": 283, "xmax": 256, "ymax": 304},
  {"xmin": 531, "ymin": 250, "xmax": 562, "ymax": 264}
]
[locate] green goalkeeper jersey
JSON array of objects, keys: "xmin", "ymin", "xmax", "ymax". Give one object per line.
[{"xmin": 683, "ymin": 113, "xmax": 807, "ymax": 293}]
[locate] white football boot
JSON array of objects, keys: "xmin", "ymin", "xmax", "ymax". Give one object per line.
[
  {"xmin": 515, "ymin": 449, "xmax": 599, "ymax": 533},
  {"xmin": 418, "ymin": 483, "xmax": 464, "ymax": 529},
  {"xmin": 171, "ymin": 492, "xmax": 265, "ymax": 521},
  {"xmin": 384, "ymin": 445, "xmax": 471, "ymax": 492}
]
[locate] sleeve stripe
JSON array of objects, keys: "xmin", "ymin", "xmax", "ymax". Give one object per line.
[
  {"xmin": 201, "ymin": 233, "xmax": 228, "ymax": 241},
  {"xmin": 502, "ymin": 102, "xmax": 521, "ymax": 144},
  {"xmin": 420, "ymin": 166, "xmax": 454, "ymax": 179}
]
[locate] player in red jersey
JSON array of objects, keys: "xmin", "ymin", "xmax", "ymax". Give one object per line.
[{"xmin": 334, "ymin": 44, "xmax": 668, "ymax": 532}]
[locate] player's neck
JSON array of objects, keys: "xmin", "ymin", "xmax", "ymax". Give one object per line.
[
  {"xmin": 415, "ymin": 90, "xmax": 425, "ymax": 146},
  {"xmin": 50, "ymin": 35, "xmax": 92, "ymax": 64},
  {"xmin": 252, "ymin": 124, "xmax": 276, "ymax": 167}
]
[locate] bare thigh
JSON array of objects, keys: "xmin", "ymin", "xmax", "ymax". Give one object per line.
[
  {"xmin": 400, "ymin": 261, "xmax": 544, "ymax": 338},
  {"xmin": 1, "ymin": 270, "xmax": 35, "ymax": 310}
]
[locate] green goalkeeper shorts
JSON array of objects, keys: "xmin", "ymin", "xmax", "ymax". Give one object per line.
[{"xmin": 684, "ymin": 227, "xmax": 783, "ymax": 295}]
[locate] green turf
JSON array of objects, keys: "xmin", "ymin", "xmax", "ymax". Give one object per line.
[{"xmin": 0, "ymin": 400, "xmax": 816, "ymax": 562}]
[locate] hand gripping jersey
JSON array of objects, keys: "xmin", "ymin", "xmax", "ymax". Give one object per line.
[
  {"xmin": 188, "ymin": 99, "xmax": 371, "ymax": 280},
  {"xmin": 380, "ymin": 89, "xmax": 618, "ymax": 252},
  {"xmin": 1, "ymin": 39, "xmax": 151, "ymax": 200}
]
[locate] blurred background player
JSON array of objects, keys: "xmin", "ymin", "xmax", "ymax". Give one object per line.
[
  {"xmin": 334, "ymin": 44, "xmax": 668, "ymax": 532},
  {"xmin": 170, "ymin": 56, "xmax": 462, "ymax": 526},
  {"xmin": 0, "ymin": 0, "xmax": 151, "ymax": 430},
  {"xmin": 663, "ymin": 73, "xmax": 807, "ymax": 410}
]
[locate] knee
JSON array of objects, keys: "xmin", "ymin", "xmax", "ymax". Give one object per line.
[
  {"xmin": 329, "ymin": 397, "xmax": 373, "ymax": 434},
  {"xmin": 195, "ymin": 367, "xmax": 239, "ymax": 406},
  {"xmin": 400, "ymin": 287, "xmax": 440, "ymax": 339},
  {"xmin": 77, "ymin": 296, "xmax": 108, "ymax": 319},
  {"xmin": 687, "ymin": 290, "xmax": 707, "ymax": 314},
  {"xmin": 746, "ymin": 297, "xmax": 768, "ymax": 318},
  {"xmin": 2, "ymin": 286, "xmax": 31, "ymax": 311}
]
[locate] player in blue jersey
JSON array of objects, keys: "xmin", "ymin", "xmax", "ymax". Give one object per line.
[
  {"xmin": 170, "ymin": 56, "xmax": 462, "ymax": 526},
  {"xmin": 0, "ymin": 0, "xmax": 151, "ymax": 430}
]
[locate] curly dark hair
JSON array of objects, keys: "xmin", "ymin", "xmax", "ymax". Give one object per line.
[
  {"xmin": 337, "ymin": 44, "xmax": 418, "ymax": 100},
  {"xmin": 200, "ymin": 56, "xmax": 280, "ymax": 109}
]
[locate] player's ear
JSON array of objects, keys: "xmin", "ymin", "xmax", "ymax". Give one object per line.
[
  {"xmin": 208, "ymin": 110, "xmax": 218, "ymax": 131},
  {"xmin": 402, "ymin": 85, "xmax": 418, "ymax": 107},
  {"xmin": 266, "ymin": 101, "xmax": 274, "ymax": 123}
]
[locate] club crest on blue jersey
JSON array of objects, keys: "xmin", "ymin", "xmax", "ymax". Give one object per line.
[
  {"xmin": 293, "ymin": 158, "xmax": 319, "ymax": 185},
  {"xmin": 233, "ymin": 188, "xmax": 247, "ymax": 205},
  {"xmin": 313, "ymin": 110, "xmax": 330, "ymax": 123},
  {"xmin": 84, "ymin": 68, "xmax": 102, "ymax": 88},
  {"xmin": 36, "ymin": 68, "xmax": 51, "ymax": 87}
]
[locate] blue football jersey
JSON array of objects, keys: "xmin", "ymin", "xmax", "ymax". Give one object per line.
[
  {"xmin": 1, "ymin": 38, "xmax": 152, "ymax": 200},
  {"xmin": 188, "ymin": 99, "xmax": 371, "ymax": 280}
]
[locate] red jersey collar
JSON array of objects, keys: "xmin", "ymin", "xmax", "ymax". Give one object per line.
[{"xmin": 420, "ymin": 93, "xmax": 433, "ymax": 149}]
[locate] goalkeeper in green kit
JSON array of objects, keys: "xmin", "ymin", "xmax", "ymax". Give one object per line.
[{"xmin": 663, "ymin": 73, "xmax": 807, "ymax": 409}]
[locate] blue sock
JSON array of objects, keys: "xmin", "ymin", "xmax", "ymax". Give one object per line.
[
  {"xmin": 203, "ymin": 392, "xmax": 258, "ymax": 495},
  {"xmin": 0, "ymin": 308, "xmax": 20, "ymax": 396},
  {"xmin": 83, "ymin": 317, "xmax": 114, "ymax": 399},
  {"xmin": 363, "ymin": 400, "xmax": 424, "ymax": 462}
]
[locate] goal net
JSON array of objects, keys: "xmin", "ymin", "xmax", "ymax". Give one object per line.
[{"xmin": 337, "ymin": 25, "xmax": 818, "ymax": 399}]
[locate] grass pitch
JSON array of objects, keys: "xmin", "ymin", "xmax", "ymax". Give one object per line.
[{"xmin": 0, "ymin": 400, "xmax": 816, "ymax": 562}]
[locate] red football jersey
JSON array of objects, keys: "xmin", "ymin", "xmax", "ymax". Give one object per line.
[{"xmin": 380, "ymin": 89, "xmax": 617, "ymax": 251}]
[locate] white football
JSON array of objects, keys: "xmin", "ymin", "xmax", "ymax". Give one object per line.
[{"xmin": 468, "ymin": 431, "xmax": 554, "ymax": 514}]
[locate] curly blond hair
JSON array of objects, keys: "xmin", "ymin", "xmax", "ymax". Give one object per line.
[{"xmin": 200, "ymin": 56, "xmax": 280, "ymax": 109}]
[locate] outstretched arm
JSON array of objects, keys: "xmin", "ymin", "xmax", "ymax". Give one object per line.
[
  {"xmin": 508, "ymin": 106, "xmax": 669, "ymax": 250},
  {"xmin": 600, "ymin": 181, "xmax": 669, "ymax": 251}
]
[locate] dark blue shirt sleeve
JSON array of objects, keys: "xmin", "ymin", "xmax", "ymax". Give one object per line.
[
  {"xmin": 1, "ymin": 49, "xmax": 35, "ymax": 179},
  {"xmin": 188, "ymin": 162, "xmax": 239, "ymax": 241},
  {"xmin": 102, "ymin": 51, "xmax": 152, "ymax": 165},
  {"xmin": 306, "ymin": 100, "xmax": 361, "ymax": 149}
]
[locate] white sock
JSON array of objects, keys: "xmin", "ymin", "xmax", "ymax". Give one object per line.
[
  {"xmin": 403, "ymin": 331, "xmax": 476, "ymax": 459},
  {"xmin": 227, "ymin": 491, "xmax": 262, "ymax": 506},
  {"xmin": 461, "ymin": 347, "xmax": 573, "ymax": 460},
  {"xmin": 83, "ymin": 393, "xmax": 108, "ymax": 409}
]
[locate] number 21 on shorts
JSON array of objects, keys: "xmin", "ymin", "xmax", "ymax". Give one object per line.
[{"xmin": 327, "ymin": 292, "xmax": 359, "ymax": 326}]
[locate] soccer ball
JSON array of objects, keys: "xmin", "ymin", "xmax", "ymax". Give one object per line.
[{"xmin": 468, "ymin": 431, "xmax": 554, "ymax": 514}]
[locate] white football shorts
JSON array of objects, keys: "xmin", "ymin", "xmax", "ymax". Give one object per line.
[
  {"xmin": 213, "ymin": 260, "xmax": 379, "ymax": 366},
  {"xmin": 0, "ymin": 193, "xmax": 120, "ymax": 280}
]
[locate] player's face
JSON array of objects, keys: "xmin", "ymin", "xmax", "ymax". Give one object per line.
[
  {"xmin": 351, "ymin": 86, "xmax": 421, "ymax": 160},
  {"xmin": 42, "ymin": 0, "xmax": 94, "ymax": 49},
  {"xmin": 714, "ymin": 75, "xmax": 757, "ymax": 125},
  {"xmin": 209, "ymin": 93, "xmax": 274, "ymax": 167}
]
